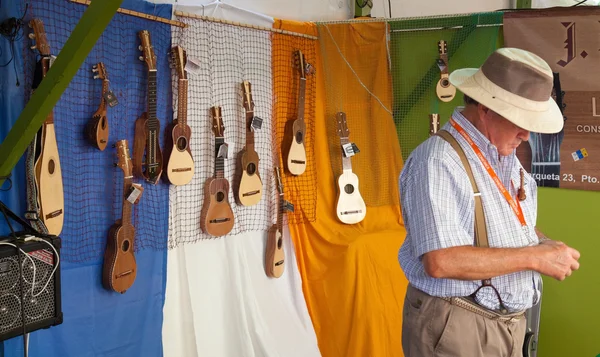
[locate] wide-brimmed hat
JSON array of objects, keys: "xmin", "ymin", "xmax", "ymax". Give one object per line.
[{"xmin": 449, "ymin": 47, "xmax": 564, "ymax": 134}]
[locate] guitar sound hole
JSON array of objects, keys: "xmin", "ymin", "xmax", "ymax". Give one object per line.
[
  {"xmin": 277, "ymin": 237, "xmax": 282, "ymax": 249},
  {"xmin": 344, "ymin": 184, "xmax": 354, "ymax": 194},
  {"xmin": 176, "ymin": 136, "xmax": 187, "ymax": 151},
  {"xmin": 246, "ymin": 163, "xmax": 256, "ymax": 175},
  {"xmin": 295, "ymin": 131, "xmax": 304, "ymax": 144},
  {"xmin": 441, "ymin": 79, "xmax": 449, "ymax": 87},
  {"xmin": 101, "ymin": 117, "xmax": 107, "ymax": 129},
  {"xmin": 121, "ymin": 240, "xmax": 130, "ymax": 252},
  {"xmin": 48, "ymin": 159, "xmax": 55, "ymax": 175},
  {"xmin": 216, "ymin": 191, "xmax": 225, "ymax": 202}
]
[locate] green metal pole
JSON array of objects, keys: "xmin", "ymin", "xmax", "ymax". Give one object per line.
[
  {"xmin": 516, "ymin": 0, "xmax": 533, "ymax": 9},
  {"xmin": 0, "ymin": 0, "xmax": 124, "ymax": 187}
]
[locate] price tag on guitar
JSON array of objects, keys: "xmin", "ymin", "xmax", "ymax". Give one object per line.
[
  {"xmin": 126, "ymin": 183, "xmax": 144, "ymax": 204},
  {"xmin": 104, "ymin": 90, "xmax": 119, "ymax": 107},
  {"xmin": 341, "ymin": 142, "xmax": 360, "ymax": 157}
]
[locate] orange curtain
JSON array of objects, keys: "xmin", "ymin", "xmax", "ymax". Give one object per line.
[{"xmin": 273, "ymin": 19, "xmax": 409, "ymax": 357}]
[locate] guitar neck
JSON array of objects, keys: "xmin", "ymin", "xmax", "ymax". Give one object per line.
[
  {"xmin": 277, "ymin": 193, "xmax": 283, "ymax": 229},
  {"xmin": 340, "ymin": 137, "xmax": 353, "ymax": 171},
  {"xmin": 146, "ymin": 70, "xmax": 159, "ymax": 166},
  {"xmin": 121, "ymin": 176, "xmax": 134, "ymax": 226},
  {"xmin": 177, "ymin": 78, "xmax": 188, "ymax": 127},
  {"xmin": 245, "ymin": 111, "xmax": 255, "ymax": 149},
  {"xmin": 41, "ymin": 57, "xmax": 55, "ymax": 124},
  {"xmin": 296, "ymin": 77, "xmax": 306, "ymax": 124},
  {"xmin": 215, "ymin": 137, "xmax": 225, "ymax": 179},
  {"xmin": 99, "ymin": 79, "xmax": 109, "ymax": 111},
  {"xmin": 147, "ymin": 70, "xmax": 158, "ymax": 122}
]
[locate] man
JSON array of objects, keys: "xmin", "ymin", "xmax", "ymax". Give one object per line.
[{"xmin": 398, "ymin": 47, "xmax": 581, "ymax": 357}]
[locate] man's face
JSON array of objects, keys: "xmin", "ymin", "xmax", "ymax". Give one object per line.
[{"xmin": 481, "ymin": 107, "xmax": 530, "ymax": 156}]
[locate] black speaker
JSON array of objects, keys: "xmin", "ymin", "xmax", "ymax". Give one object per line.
[
  {"xmin": 0, "ymin": 201, "xmax": 62, "ymax": 342},
  {"xmin": 0, "ymin": 234, "xmax": 62, "ymax": 342}
]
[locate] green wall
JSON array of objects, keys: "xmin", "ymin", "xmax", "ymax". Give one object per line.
[{"xmin": 390, "ymin": 12, "xmax": 600, "ymax": 357}]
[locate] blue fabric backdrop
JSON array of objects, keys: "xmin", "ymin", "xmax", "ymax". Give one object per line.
[{"xmin": 0, "ymin": 0, "xmax": 171, "ymax": 355}]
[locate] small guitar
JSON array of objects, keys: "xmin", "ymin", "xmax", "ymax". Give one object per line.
[
  {"xmin": 436, "ymin": 40, "xmax": 456, "ymax": 102},
  {"xmin": 236, "ymin": 81, "xmax": 263, "ymax": 206},
  {"xmin": 266, "ymin": 166, "xmax": 287, "ymax": 278},
  {"xmin": 103, "ymin": 140, "xmax": 141, "ymax": 294},
  {"xmin": 29, "ymin": 18, "xmax": 64, "ymax": 236},
  {"xmin": 133, "ymin": 30, "xmax": 163, "ymax": 184},
  {"xmin": 335, "ymin": 112, "xmax": 366, "ymax": 224},
  {"xmin": 429, "ymin": 113, "xmax": 440, "ymax": 136},
  {"xmin": 200, "ymin": 106, "xmax": 235, "ymax": 237},
  {"xmin": 286, "ymin": 50, "xmax": 313, "ymax": 176},
  {"xmin": 85, "ymin": 62, "xmax": 110, "ymax": 151},
  {"xmin": 164, "ymin": 45, "xmax": 194, "ymax": 186}
]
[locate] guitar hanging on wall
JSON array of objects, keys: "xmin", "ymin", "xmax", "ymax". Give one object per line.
[
  {"xmin": 335, "ymin": 112, "xmax": 366, "ymax": 224},
  {"xmin": 265, "ymin": 166, "xmax": 290, "ymax": 278},
  {"xmin": 286, "ymin": 50, "xmax": 314, "ymax": 176},
  {"xmin": 85, "ymin": 62, "xmax": 114, "ymax": 151},
  {"xmin": 133, "ymin": 30, "xmax": 163, "ymax": 184},
  {"xmin": 436, "ymin": 40, "xmax": 456, "ymax": 102},
  {"xmin": 28, "ymin": 18, "xmax": 64, "ymax": 236},
  {"xmin": 164, "ymin": 45, "xmax": 194, "ymax": 186},
  {"xmin": 236, "ymin": 81, "xmax": 263, "ymax": 206},
  {"xmin": 200, "ymin": 106, "xmax": 235, "ymax": 237},
  {"xmin": 103, "ymin": 140, "xmax": 142, "ymax": 294}
]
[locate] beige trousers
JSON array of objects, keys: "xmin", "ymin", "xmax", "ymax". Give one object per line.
[{"xmin": 402, "ymin": 285, "xmax": 527, "ymax": 357}]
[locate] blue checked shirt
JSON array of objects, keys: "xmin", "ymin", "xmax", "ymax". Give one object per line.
[{"xmin": 398, "ymin": 108, "xmax": 541, "ymax": 312}]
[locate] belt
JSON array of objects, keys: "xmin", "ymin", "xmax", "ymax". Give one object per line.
[{"xmin": 440, "ymin": 296, "xmax": 525, "ymax": 324}]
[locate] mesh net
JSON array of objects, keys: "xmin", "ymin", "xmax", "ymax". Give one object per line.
[
  {"xmin": 271, "ymin": 24, "xmax": 318, "ymax": 224},
  {"xmin": 317, "ymin": 21, "xmax": 403, "ymax": 208},
  {"xmin": 18, "ymin": 0, "xmax": 173, "ymax": 262},
  {"xmin": 388, "ymin": 12, "xmax": 504, "ymax": 160},
  {"xmin": 168, "ymin": 15, "xmax": 278, "ymax": 247}
]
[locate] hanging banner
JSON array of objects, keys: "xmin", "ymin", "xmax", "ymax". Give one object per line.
[{"xmin": 504, "ymin": 7, "xmax": 600, "ymax": 191}]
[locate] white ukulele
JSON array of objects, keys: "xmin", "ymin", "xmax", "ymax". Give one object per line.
[
  {"xmin": 335, "ymin": 112, "xmax": 366, "ymax": 224},
  {"xmin": 435, "ymin": 40, "xmax": 456, "ymax": 102}
]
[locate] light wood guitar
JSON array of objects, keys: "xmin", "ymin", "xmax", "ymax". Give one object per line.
[
  {"xmin": 164, "ymin": 45, "xmax": 194, "ymax": 186},
  {"xmin": 133, "ymin": 30, "xmax": 163, "ymax": 184},
  {"xmin": 236, "ymin": 81, "xmax": 263, "ymax": 206},
  {"xmin": 286, "ymin": 50, "xmax": 312, "ymax": 176},
  {"xmin": 103, "ymin": 140, "xmax": 140, "ymax": 294},
  {"xmin": 435, "ymin": 40, "xmax": 456, "ymax": 102},
  {"xmin": 429, "ymin": 113, "xmax": 440, "ymax": 136},
  {"xmin": 85, "ymin": 62, "xmax": 110, "ymax": 151},
  {"xmin": 335, "ymin": 112, "xmax": 366, "ymax": 224},
  {"xmin": 200, "ymin": 106, "xmax": 235, "ymax": 237},
  {"xmin": 29, "ymin": 18, "xmax": 64, "ymax": 236},
  {"xmin": 266, "ymin": 166, "xmax": 286, "ymax": 278}
]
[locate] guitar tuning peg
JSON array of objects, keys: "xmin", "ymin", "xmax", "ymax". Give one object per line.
[
  {"xmin": 28, "ymin": 33, "xmax": 35, "ymax": 39},
  {"xmin": 30, "ymin": 45, "xmax": 36, "ymax": 50},
  {"xmin": 138, "ymin": 45, "xmax": 143, "ymax": 51},
  {"xmin": 113, "ymin": 162, "xmax": 118, "ymax": 167},
  {"xmin": 93, "ymin": 75, "xmax": 100, "ymax": 79},
  {"xmin": 139, "ymin": 56, "xmax": 144, "ymax": 61}
]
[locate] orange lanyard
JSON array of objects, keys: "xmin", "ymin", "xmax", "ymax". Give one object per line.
[{"xmin": 449, "ymin": 118, "xmax": 526, "ymax": 227}]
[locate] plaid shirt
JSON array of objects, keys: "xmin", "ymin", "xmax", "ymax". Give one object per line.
[{"xmin": 398, "ymin": 108, "xmax": 541, "ymax": 312}]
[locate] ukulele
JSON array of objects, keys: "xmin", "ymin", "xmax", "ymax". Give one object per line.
[
  {"xmin": 429, "ymin": 113, "xmax": 440, "ymax": 136},
  {"xmin": 102, "ymin": 140, "xmax": 141, "ymax": 294},
  {"xmin": 335, "ymin": 112, "xmax": 366, "ymax": 224},
  {"xmin": 435, "ymin": 40, "xmax": 456, "ymax": 102},
  {"xmin": 236, "ymin": 81, "xmax": 263, "ymax": 206},
  {"xmin": 266, "ymin": 166, "xmax": 287, "ymax": 278},
  {"xmin": 200, "ymin": 106, "xmax": 235, "ymax": 237},
  {"xmin": 85, "ymin": 62, "xmax": 110, "ymax": 151},
  {"xmin": 164, "ymin": 45, "xmax": 194, "ymax": 186},
  {"xmin": 28, "ymin": 18, "xmax": 64, "ymax": 236},
  {"xmin": 286, "ymin": 50, "xmax": 313, "ymax": 176},
  {"xmin": 133, "ymin": 30, "xmax": 163, "ymax": 184}
]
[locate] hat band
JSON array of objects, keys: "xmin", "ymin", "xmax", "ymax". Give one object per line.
[{"xmin": 473, "ymin": 70, "xmax": 550, "ymax": 112}]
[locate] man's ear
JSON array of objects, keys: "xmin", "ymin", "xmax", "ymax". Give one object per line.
[{"xmin": 477, "ymin": 104, "xmax": 492, "ymax": 121}]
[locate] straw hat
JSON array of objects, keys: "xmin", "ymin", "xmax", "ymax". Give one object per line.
[{"xmin": 449, "ymin": 47, "xmax": 564, "ymax": 134}]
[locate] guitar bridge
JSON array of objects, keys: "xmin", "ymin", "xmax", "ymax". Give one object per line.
[
  {"xmin": 116, "ymin": 270, "xmax": 134, "ymax": 278},
  {"xmin": 172, "ymin": 167, "xmax": 192, "ymax": 173},
  {"xmin": 291, "ymin": 160, "xmax": 306, "ymax": 164},
  {"xmin": 242, "ymin": 190, "xmax": 260, "ymax": 197},
  {"xmin": 340, "ymin": 210, "xmax": 363, "ymax": 215},
  {"xmin": 210, "ymin": 218, "xmax": 231, "ymax": 224},
  {"xmin": 46, "ymin": 209, "xmax": 63, "ymax": 219}
]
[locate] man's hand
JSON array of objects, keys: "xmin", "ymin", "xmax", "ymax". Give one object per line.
[{"xmin": 532, "ymin": 240, "xmax": 581, "ymax": 281}]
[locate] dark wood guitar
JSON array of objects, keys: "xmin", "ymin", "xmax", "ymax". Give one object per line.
[
  {"xmin": 103, "ymin": 140, "xmax": 141, "ymax": 294},
  {"xmin": 133, "ymin": 30, "xmax": 163, "ymax": 184},
  {"xmin": 286, "ymin": 50, "xmax": 312, "ymax": 176},
  {"xmin": 28, "ymin": 18, "xmax": 64, "ymax": 236},
  {"xmin": 266, "ymin": 166, "xmax": 286, "ymax": 278},
  {"xmin": 85, "ymin": 62, "xmax": 110, "ymax": 151},
  {"xmin": 236, "ymin": 80, "xmax": 263, "ymax": 206},
  {"xmin": 164, "ymin": 45, "xmax": 194, "ymax": 186},
  {"xmin": 200, "ymin": 106, "xmax": 235, "ymax": 237}
]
